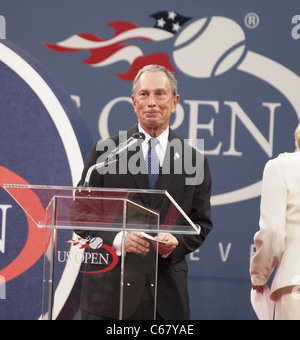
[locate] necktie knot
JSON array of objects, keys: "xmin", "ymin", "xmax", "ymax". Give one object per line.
[{"xmin": 149, "ymin": 137, "xmax": 159, "ymax": 148}]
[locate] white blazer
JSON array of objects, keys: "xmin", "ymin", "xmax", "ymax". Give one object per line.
[{"xmin": 250, "ymin": 151, "xmax": 300, "ymax": 300}]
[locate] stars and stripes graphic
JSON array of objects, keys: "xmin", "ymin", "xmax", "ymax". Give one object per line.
[
  {"xmin": 151, "ymin": 10, "xmax": 191, "ymax": 33},
  {"xmin": 44, "ymin": 11, "xmax": 191, "ymax": 81},
  {"xmin": 66, "ymin": 237, "xmax": 89, "ymax": 249}
]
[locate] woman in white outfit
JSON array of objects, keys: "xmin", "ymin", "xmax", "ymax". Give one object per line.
[{"xmin": 250, "ymin": 124, "xmax": 300, "ymax": 320}]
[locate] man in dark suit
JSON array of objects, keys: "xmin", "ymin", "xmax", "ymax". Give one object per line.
[{"xmin": 74, "ymin": 65, "xmax": 213, "ymax": 320}]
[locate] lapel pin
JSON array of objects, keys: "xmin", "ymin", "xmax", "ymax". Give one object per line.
[{"xmin": 174, "ymin": 152, "xmax": 180, "ymax": 161}]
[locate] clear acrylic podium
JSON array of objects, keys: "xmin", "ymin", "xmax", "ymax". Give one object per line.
[{"xmin": 3, "ymin": 184, "xmax": 200, "ymax": 320}]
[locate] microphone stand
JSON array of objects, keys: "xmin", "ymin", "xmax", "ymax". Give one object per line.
[
  {"xmin": 83, "ymin": 158, "xmax": 118, "ymax": 187},
  {"xmin": 83, "ymin": 132, "xmax": 145, "ymax": 187}
]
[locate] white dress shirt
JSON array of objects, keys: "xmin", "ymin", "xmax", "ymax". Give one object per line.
[{"xmin": 138, "ymin": 123, "xmax": 169, "ymax": 166}]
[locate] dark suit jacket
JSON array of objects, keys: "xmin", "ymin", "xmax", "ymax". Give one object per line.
[{"xmin": 73, "ymin": 124, "xmax": 213, "ymax": 320}]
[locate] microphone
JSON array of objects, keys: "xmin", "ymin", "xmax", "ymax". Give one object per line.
[{"xmin": 83, "ymin": 132, "xmax": 145, "ymax": 187}]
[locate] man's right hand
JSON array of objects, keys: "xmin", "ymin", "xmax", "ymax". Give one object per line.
[{"xmin": 125, "ymin": 232, "xmax": 150, "ymax": 255}]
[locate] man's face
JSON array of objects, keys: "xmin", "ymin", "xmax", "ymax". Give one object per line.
[{"xmin": 132, "ymin": 70, "xmax": 180, "ymax": 136}]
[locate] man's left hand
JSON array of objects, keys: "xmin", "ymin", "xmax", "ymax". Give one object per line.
[{"xmin": 152, "ymin": 233, "xmax": 178, "ymax": 256}]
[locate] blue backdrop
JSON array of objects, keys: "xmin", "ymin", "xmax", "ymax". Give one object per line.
[{"xmin": 1, "ymin": 0, "xmax": 300, "ymax": 320}]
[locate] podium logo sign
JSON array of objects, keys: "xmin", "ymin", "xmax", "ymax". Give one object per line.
[{"xmin": 59, "ymin": 236, "xmax": 118, "ymax": 273}]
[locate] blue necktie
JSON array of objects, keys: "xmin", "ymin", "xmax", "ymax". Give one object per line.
[{"xmin": 147, "ymin": 138, "xmax": 160, "ymax": 189}]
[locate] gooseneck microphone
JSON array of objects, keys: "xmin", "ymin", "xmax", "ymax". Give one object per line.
[{"xmin": 83, "ymin": 132, "xmax": 145, "ymax": 187}]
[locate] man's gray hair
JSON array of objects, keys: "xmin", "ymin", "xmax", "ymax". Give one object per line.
[{"xmin": 132, "ymin": 64, "xmax": 178, "ymax": 97}]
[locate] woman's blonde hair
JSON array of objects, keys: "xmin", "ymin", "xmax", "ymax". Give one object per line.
[{"xmin": 295, "ymin": 123, "xmax": 300, "ymax": 149}]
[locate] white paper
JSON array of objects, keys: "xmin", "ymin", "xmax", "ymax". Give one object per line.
[
  {"xmin": 141, "ymin": 232, "xmax": 167, "ymax": 244},
  {"xmin": 250, "ymin": 285, "xmax": 275, "ymax": 320}
]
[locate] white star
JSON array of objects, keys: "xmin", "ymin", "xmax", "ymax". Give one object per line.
[
  {"xmin": 168, "ymin": 11, "xmax": 177, "ymax": 21},
  {"xmin": 172, "ymin": 22, "xmax": 181, "ymax": 32},
  {"xmin": 157, "ymin": 17, "xmax": 166, "ymax": 28}
]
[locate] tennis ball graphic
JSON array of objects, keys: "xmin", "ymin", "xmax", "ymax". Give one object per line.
[
  {"xmin": 88, "ymin": 237, "xmax": 103, "ymax": 250},
  {"xmin": 173, "ymin": 16, "xmax": 246, "ymax": 78}
]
